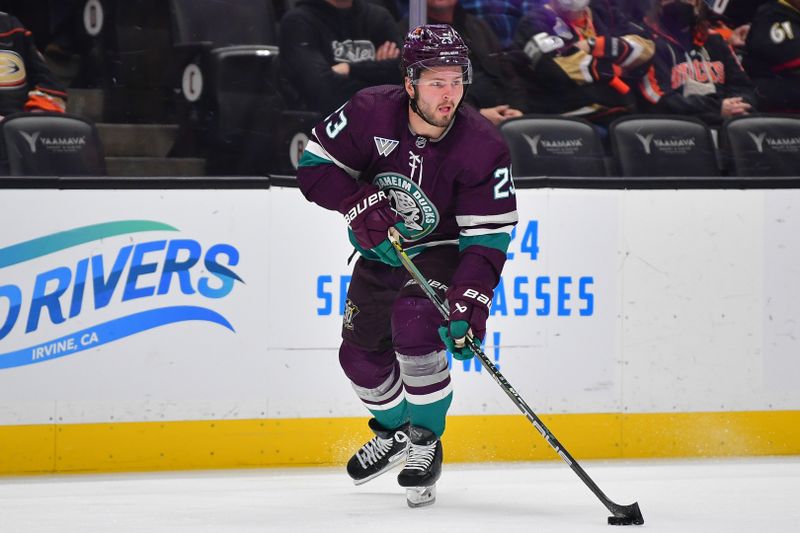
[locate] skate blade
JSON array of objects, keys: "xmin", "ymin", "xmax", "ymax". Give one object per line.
[{"xmin": 406, "ymin": 485, "xmax": 436, "ymax": 508}]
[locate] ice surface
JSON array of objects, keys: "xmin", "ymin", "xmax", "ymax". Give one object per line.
[{"xmin": 1, "ymin": 457, "xmax": 798, "ymax": 532}]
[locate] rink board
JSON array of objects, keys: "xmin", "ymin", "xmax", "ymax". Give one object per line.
[
  {"xmin": 1, "ymin": 187, "xmax": 799, "ymax": 474},
  {"xmin": 2, "ymin": 411, "xmax": 800, "ymax": 474}
]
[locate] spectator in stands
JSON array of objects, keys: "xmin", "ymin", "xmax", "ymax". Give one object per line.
[
  {"xmin": 697, "ymin": 1, "xmax": 771, "ymax": 62},
  {"xmin": 461, "ymin": 0, "xmax": 539, "ymax": 50},
  {"xmin": 279, "ymin": 0, "xmax": 403, "ymax": 114},
  {"xmin": 707, "ymin": 19, "xmax": 749, "ymax": 52},
  {"xmin": 43, "ymin": 0, "xmax": 88, "ymax": 59},
  {"xmin": 0, "ymin": 1, "xmax": 48, "ymax": 48},
  {"xmin": 743, "ymin": 0, "xmax": 800, "ymax": 112},
  {"xmin": 399, "ymin": 0, "xmax": 525, "ymax": 125},
  {"xmin": 369, "ymin": 0, "xmax": 409, "ymax": 21},
  {"xmin": 639, "ymin": 0, "xmax": 756, "ymax": 125},
  {"xmin": 0, "ymin": 10, "xmax": 66, "ymax": 119},
  {"xmin": 511, "ymin": 0, "xmax": 655, "ymax": 125},
  {"xmin": 713, "ymin": 0, "xmax": 770, "ymax": 28},
  {"xmin": 700, "ymin": 0, "xmax": 753, "ymax": 55},
  {"xmin": 598, "ymin": 0, "xmax": 655, "ymax": 26}
]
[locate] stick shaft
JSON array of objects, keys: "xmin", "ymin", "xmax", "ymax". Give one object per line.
[{"xmin": 388, "ymin": 232, "xmax": 641, "ymax": 520}]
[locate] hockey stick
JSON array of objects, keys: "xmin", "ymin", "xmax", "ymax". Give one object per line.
[{"xmin": 388, "ymin": 229, "xmax": 644, "ymax": 526}]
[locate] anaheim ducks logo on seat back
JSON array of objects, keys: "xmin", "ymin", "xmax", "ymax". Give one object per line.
[{"xmin": 0, "ymin": 50, "xmax": 26, "ymax": 89}]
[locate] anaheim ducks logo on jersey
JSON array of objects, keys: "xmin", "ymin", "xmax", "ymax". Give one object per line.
[
  {"xmin": 0, "ymin": 50, "xmax": 26, "ymax": 89},
  {"xmin": 373, "ymin": 172, "xmax": 439, "ymax": 241}
]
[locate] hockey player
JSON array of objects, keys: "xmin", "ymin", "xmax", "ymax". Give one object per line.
[
  {"xmin": 743, "ymin": 0, "xmax": 800, "ymax": 112},
  {"xmin": 296, "ymin": 24, "xmax": 517, "ymax": 507}
]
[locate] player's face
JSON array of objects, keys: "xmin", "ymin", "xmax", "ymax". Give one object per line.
[{"xmin": 410, "ymin": 66, "xmax": 465, "ymax": 128}]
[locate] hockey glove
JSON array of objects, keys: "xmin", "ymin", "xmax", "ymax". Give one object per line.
[
  {"xmin": 523, "ymin": 32, "xmax": 565, "ymax": 69},
  {"xmin": 341, "ymin": 185, "xmax": 408, "ymax": 267},
  {"xmin": 438, "ymin": 285, "xmax": 492, "ymax": 360}
]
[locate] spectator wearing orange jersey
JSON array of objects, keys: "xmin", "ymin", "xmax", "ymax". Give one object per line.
[{"xmin": 639, "ymin": 0, "xmax": 756, "ymax": 125}]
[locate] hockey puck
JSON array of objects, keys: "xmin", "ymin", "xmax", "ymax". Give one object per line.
[{"xmin": 607, "ymin": 515, "xmax": 642, "ymax": 526}]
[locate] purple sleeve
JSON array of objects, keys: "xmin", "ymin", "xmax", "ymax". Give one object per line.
[
  {"xmin": 296, "ymin": 93, "xmax": 378, "ymax": 213},
  {"xmin": 450, "ymin": 145, "xmax": 518, "ymax": 293},
  {"xmin": 296, "ymin": 163, "xmax": 367, "ymax": 214}
]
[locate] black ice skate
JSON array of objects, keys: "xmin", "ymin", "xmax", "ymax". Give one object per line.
[
  {"xmin": 346, "ymin": 418, "xmax": 409, "ymax": 485},
  {"xmin": 397, "ymin": 425, "xmax": 442, "ymax": 508}
]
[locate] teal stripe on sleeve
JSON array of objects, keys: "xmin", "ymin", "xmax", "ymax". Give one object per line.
[
  {"xmin": 459, "ymin": 232, "xmax": 512, "ymax": 254},
  {"xmin": 298, "ymin": 150, "xmax": 333, "ymax": 168}
]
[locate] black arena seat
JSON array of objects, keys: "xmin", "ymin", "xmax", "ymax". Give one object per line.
[
  {"xmin": 168, "ymin": 0, "xmax": 319, "ymax": 175},
  {"xmin": 722, "ymin": 115, "xmax": 800, "ymax": 177},
  {"xmin": 1, "ymin": 112, "xmax": 106, "ymax": 176},
  {"xmin": 610, "ymin": 115, "xmax": 720, "ymax": 177},
  {"xmin": 499, "ymin": 116, "xmax": 607, "ymax": 178}
]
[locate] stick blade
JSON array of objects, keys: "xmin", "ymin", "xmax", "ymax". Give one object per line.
[{"xmin": 607, "ymin": 502, "xmax": 644, "ymax": 526}]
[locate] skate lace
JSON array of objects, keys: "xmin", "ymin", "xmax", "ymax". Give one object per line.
[
  {"xmin": 404, "ymin": 441, "xmax": 436, "ymax": 472},
  {"xmin": 356, "ymin": 431, "xmax": 408, "ymax": 469}
]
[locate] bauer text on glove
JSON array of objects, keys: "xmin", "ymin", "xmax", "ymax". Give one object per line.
[
  {"xmin": 340, "ymin": 185, "xmax": 409, "ymax": 266},
  {"xmin": 438, "ymin": 286, "xmax": 492, "ymax": 360}
]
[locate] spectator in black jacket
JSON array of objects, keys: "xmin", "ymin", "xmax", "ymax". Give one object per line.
[
  {"xmin": 279, "ymin": 0, "xmax": 403, "ymax": 114},
  {"xmin": 0, "ymin": 10, "xmax": 66, "ymax": 119},
  {"xmin": 399, "ymin": 0, "xmax": 526, "ymax": 125},
  {"xmin": 512, "ymin": 0, "xmax": 655, "ymax": 125},
  {"xmin": 744, "ymin": 0, "xmax": 800, "ymax": 112},
  {"xmin": 639, "ymin": 0, "xmax": 756, "ymax": 125}
]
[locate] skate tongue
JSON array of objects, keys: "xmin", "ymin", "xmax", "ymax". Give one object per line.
[{"xmin": 409, "ymin": 425, "xmax": 435, "ymax": 444}]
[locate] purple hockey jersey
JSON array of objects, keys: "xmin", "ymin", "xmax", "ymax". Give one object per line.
[{"xmin": 297, "ymin": 85, "xmax": 518, "ymax": 291}]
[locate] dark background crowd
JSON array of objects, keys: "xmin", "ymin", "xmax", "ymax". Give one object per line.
[{"xmin": 0, "ymin": 0, "xmax": 798, "ymax": 176}]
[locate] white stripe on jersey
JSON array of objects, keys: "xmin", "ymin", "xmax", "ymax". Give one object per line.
[
  {"xmin": 641, "ymin": 76, "xmax": 662, "ymax": 104},
  {"xmin": 460, "ymin": 224, "xmax": 516, "ymax": 237},
  {"xmin": 579, "ymin": 54, "xmax": 594, "ymax": 83},
  {"xmin": 456, "ymin": 212, "xmax": 519, "ymax": 228},
  {"xmin": 306, "ymin": 136, "xmax": 361, "ymax": 179},
  {"xmin": 404, "ymin": 239, "xmax": 460, "ymax": 257},
  {"xmin": 621, "ymin": 37, "xmax": 645, "ymax": 68}
]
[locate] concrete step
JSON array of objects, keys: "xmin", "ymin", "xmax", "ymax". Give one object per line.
[
  {"xmin": 105, "ymin": 157, "xmax": 206, "ymax": 177},
  {"xmin": 66, "ymin": 87, "xmax": 174, "ymax": 124},
  {"xmin": 97, "ymin": 123, "xmax": 180, "ymax": 158},
  {"xmin": 66, "ymin": 88, "xmax": 105, "ymax": 123}
]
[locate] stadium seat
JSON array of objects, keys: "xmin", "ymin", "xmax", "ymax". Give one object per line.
[
  {"xmin": 170, "ymin": 0, "xmax": 277, "ymax": 46},
  {"xmin": 722, "ymin": 115, "xmax": 800, "ymax": 177},
  {"xmin": 79, "ymin": 0, "xmax": 174, "ymax": 121},
  {"xmin": 168, "ymin": 0, "xmax": 319, "ymax": 175},
  {"xmin": 499, "ymin": 116, "xmax": 607, "ymax": 178},
  {"xmin": 0, "ymin": 113, "xmax": 106, "ymax": 176},
  {"xmin": 610, "ymin": 115, "xmax": 720, "ymax": 177}
]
